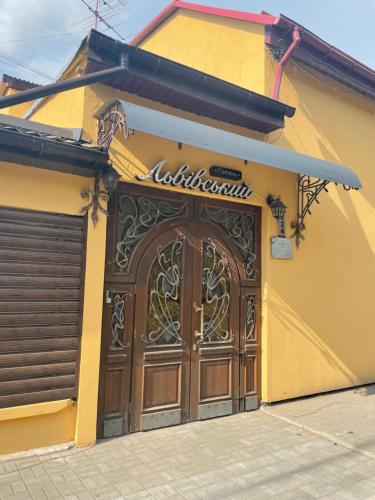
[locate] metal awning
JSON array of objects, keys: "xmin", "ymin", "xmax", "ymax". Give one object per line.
[{"xmin": 96, "ymin": 100, "xmax": 362, "ymax": 189}]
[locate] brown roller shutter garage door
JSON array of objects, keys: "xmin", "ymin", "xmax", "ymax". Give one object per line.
[{"xmin": 0, "ymin": 207, "xmax": 86, "ymax": 408}]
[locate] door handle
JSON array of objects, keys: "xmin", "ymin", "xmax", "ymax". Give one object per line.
[
  {"xmin": 193, "ymin": 302, "xmax": 203, "ymax": 313},
  {"xmin": 194, "ymin": 303, "xmax": 204, "ymax": 344},
  {"xmin": 105, "ymin": 290, "xmax": 112, "ymax": 304}
]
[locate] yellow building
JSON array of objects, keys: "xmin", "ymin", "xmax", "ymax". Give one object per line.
[
  {"xmin": 0, "ymin": 74, "xmax": 38, "ymax": 118},
  {"xmin": 0, "ymin": 1, "xmax": 373, "ymax": 455}
]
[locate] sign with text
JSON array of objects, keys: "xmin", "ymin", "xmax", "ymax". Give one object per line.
[
  {"xmin": 136, "ymin": 160, "xmax": 252, "ymax": 200},
  {"xmin": 209, "ymin": 166, "xmax": 242, "ymax": 181},
  {"xmin": 271, "ymin": 237, "xmax": 293, "ymax": 260}
]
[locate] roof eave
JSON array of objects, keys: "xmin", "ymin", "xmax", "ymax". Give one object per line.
[
  {"xmin": 86, "ymin": 31, "xmax": 294, "ymax": 133},
  {"xmin": 0, "ymin": 126, "xmax": 109, "ymax": 177},
  {"xmin": 276, "ymin": 15, "xmax": 375, "ymax": 77},
  {"xmin": 269, "ymin": 15, "xmax": 375, "ymax": 91}
]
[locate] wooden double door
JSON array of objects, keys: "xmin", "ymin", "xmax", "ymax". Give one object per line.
[{"xmin": 98, "ymin": 186, "xmax": 261, "ymax": 438}]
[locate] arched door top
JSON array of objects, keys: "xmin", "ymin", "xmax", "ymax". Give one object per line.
[{"xmin": 104, "ymin": 186, "xmax": 260, "ymax": 287}]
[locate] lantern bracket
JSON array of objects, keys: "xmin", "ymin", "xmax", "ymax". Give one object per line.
[{"xmin": 80, "ymin": 171, "xmax": 109, "ymax": 226}]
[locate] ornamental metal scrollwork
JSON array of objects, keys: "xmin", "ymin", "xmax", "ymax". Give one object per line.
[
  {"xmin": 291, "ymin": 175, "xmax": 330, "ymax": 247},
  {"xmin": 115, "ymin": 195, "xmax": 187, "ymax": 272},
  {"xmin": 202, "ymin": 239, "xmax": 231, "ymax": 343},
  {"xmin": 291, "ymin": 175, "xmax": 360, "ymax": 247},
  {"xmin": 200, "ymin": 206, "xmax": 256, "ymax": 279},
  {"xmin": 81, "ymin": 172, "xmax": 109, "ymax": 226},
  {"xmin": 97, "ymin": 102, "xmax": 133, "ymax": 151},
  {"xmin": 145, "ymin": 235, "xmax": 184, "ymax": 346},
  {"xmin": 110, "ymin": 293, "xmax": 128, "ymax": 349},
  {"xmin": 246, "ymin": 296, "xmax": 256, "ymax": 341}
]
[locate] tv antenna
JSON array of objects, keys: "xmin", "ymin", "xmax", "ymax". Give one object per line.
[{"xmin": 75, "ymin": 0, "xmax": 126, "ymax": 40}]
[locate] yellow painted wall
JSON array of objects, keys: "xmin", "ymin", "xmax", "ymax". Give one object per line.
[
  {"xmin": 138, "ymin": 10, "xmax": 266, "ymax": 94},
  {"xmin": 29, "ymin": 86, "xmax": 86, "ymax": 129},
  {"xmin": 75, "ymin": 202, "xmax": 107, "ymax": 447},
  {"xmin": 262, "ymin": 55, "xmax": 375, "ymax": 401},
  {"xmin": 0, "ymin": 163, "xmax": 107, "ymax": 455},
  {"xmin": 26, "ymin": 53, "xmax": 88, "ymax": 128},
  {"xmin": 0, "ymin": 89, "xmax": 35, "ymax": 118},
  {"xmin": 0, "ymin": 401, "xmax": 76, "ymax": 455},
  {"xmin": 133, "ymin": 11, "xmax": 375, "ymax": 402}
]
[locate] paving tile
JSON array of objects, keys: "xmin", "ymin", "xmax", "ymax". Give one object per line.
[
  {"xmin": 0, "ymin": 473, "xmax": 21, "ymax": 485},
  {"xmin": 10, "ymin": 481, "xmax": 27, "ymax": 495},
  {"xmin": 1, "ymin": 388, "xmax": 375, "ymax": 498},
  {"xmin": 0, "ymin": 483, "xmax": 13, "ymax": 497},
  {"xmin": 5, "ymin": 493, "xmax": 32, "ymax": 500}
]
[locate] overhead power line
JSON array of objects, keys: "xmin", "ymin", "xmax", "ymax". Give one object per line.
[
  {"xmin": 0, "ymin": 19, "xmax": 131, "ymax": 45},
  {"xmin": 0, "ymin": 31, "xmax": 87, "ymax": 44},
  {"xmin": 0, "ymin": 0, "xmax": 129, "ymax": 82},
  {"xmin": 0, "ymin": 52, "xmax": 53, "ymax": 81}
]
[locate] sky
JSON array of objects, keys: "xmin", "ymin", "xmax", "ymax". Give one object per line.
[{"xmin": 0, "ymin": 0, "xmax": 374, "ymax": 85}]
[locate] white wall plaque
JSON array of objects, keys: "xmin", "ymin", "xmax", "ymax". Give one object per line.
[{"xmin": 271, "ymin": 237, "xmax": 293, "ymax": 260}]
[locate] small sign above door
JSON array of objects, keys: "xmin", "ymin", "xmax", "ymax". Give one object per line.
[
  {"xmin": 136, "ymin": 160, "xmax": 253, "ymax": 200},
  {"xmin": 209, "ymin": 166, "xmax": 242, "ymax": 181}
]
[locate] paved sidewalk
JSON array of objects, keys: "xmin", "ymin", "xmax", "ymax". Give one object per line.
[
  {"xmin": 1, "ymin": 386, "xmax": 375, "ymax": 499},
  {"xmin": 267, "ymin": 384, "xmax": 375, "ymax": 458}
]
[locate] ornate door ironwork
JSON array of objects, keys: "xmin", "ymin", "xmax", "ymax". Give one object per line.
[
  {"xmin": 188, "ymin": 232, "xmax": 241, "ymax": 422},
  {"xmin": 98, "ymin": 187, "xmax": 261, "ymax": 438},
  {"xmin": 145, "ymin": 235, "xmax": 184, "ymax": 346},
  {"xmin": 114, "ymin": 194, "xmax": 187, "ymax": 272},
  {"xmin": 200, "ymin": 205, "xmax": 257, "ymax": 279},
  {"xmin": 201, "ymin": 239, "xmax": 231, "ymax": 343}
]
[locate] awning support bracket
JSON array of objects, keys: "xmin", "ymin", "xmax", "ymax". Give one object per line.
[
  {"xmin": 291, "ymin": 176, "xmax": 359, "ymax": 246},
  {"xmin": 291, "ymin": 175, "xmax": 330, "ymax": 247},
  {"xmin": 97, "ymin": 101, "xmax": 133, "ymax": 150}
]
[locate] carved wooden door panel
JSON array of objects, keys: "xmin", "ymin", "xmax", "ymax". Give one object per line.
[
  {"xmin": 130, "ymin": 224, "xmax": 242, "ymax": 431},
  {"xmin": 240, "ymin": 288, "xmax": 261, "ymax": 411},
  {"xmin": 189, "ymin": 233, "xmax": 241, "ymax": 420},
  {"xmin": 130, "ymin": 227, "xmax": 193, "ymax": 432},
  {"xmin": 98, "ymin": 285, "xmax": 135, "ymax": 438},
  {"xmin": 198, "ymin": 202, "xmax": 261, "ymax": 414}
]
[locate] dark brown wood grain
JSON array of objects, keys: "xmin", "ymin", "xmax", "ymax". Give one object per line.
[
  {"xmin": 0, "ymin": 289, "xmax": 81, "ymax": 301},
  {"xmin": 0, "ymin": 338, "xmax": 78, "ymax": 353},
  {"xmin": 0, "ymin": 302, "xmax": 80, "ymax": 314},
  {"xmin": 0, "ymin": 207, "xmax": 86, "ymax": 408},
  {"xmin": 0, "ymin": 350, "xmax": 77, "ymax": 367},
  {"xmin": 0, "ymin": 388, "xmax": 76, "ymax": 408},
  {"xmin": 0, "ymin": 325, "xmax": 79, "ymax": 339},
  {"xmin": 0, "ymin": 249, "xmax": 83, "ymax": 265},
  {"xmin": 0, "ymin": 235, "xmax": 83, "ymax": 253},
  {"xmin": 0, "ymin": 222, "xmax": 83, "ymax": 240},
  {"xmin": 0, "ymin": 375, "xmax": 76, "ymax": 394},
  {"xmin": 0, "ymin": 263, "xmax": 82, "ymax": 276},
  {"xmin": 0, "ymin": 362, "xmax": 76, "ymax": 381},
  {"xmin": 0, "ymin": 207, "xmax": 84, "ymax": 227}
]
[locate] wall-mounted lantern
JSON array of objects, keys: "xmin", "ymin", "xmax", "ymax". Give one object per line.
[
  {"xmin": 267, "ymin": 194, "xmax": 287, "ymax": 237},
  {"xmin": 102, "ymin": 167, "xmax": 120, "ymax": 193}
]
